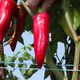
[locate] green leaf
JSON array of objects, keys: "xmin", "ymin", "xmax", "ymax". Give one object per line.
[
  {"xmin": 30, "ymin": 64, "xmax": 38, "ymax": 68},
  {"xmin": 72, "ymin": 9, "xmax": 80, "ymax": 30},
  {"xmin": 52, "ymin": 25, "xmax": 67, "ymax": 43},
  {"xmin": 24, "ymin": 65, "xmax": 37, "ymax": 79},
  {"xmin": 18, "ymin": 57, "xmax": 24, "ymax": 62},
  {"xmin": 49, "ymin": 23, "xmax": 67, "ymax": 56},
  {"xmin": 18, "ymin": 57, "xmax": 24, "ymax": 68},
  {"xmin": 70, "ymin": 0, "xmax": 80, "ymax": 8},
  {"xmin": 48, "ymin": 3, "xmax": 67, "ymax": 43},
  {"xmin": 48, "ymin": 6, "xmax": 67, "ymax": 55},
  {"xmin": 59, "ymin": 13, "xmax": 74, "ymax": 39},
  {"xmin": 44, "ymin": 64, "xmax": 51, "ymax": 79},
  {"xmin": 5, "ymin": 56, "xmax": 16, "ymax": 63},
  {"xmin": 21, "ymin": 52, "xmax": 33, "ymax": 60},
  {"xmin": 18, "ymin": 36, "xmax": 24, "ymax": 45},
  {"xmin": 9, "ymin": 63, "xmax": 15, "ymax": 68},
  {"xmin": 18, "ymin": 64, "xmax": 24, "ymax": 68},
  {"xmin": 24, "ymin": 14, "xmax": 32, "ymax": 31},
  {"xmin": 26, "ymin": 45, "xmax": 32, "ymax": 51},
  {"xmin": 20, "ymin": 64, "xmax": 27, "ymax": 75},
  {"xmin": 44, "ymin": 70, "xmax": 51, "ymax": 79},
  {"xmin": 49, "ymin": 42, "xmax": 57, "ymax": 56},
  {"xmin": 24, "ymin": 65, "xmax": 38, "ymax": 79},
  {"xmin": 68, "ymin": 8, "xmax": 80, "ymax": 30},
  {"xmin": 59, "ymin": 0, "xmax": 77, "ymax": 40},
  {"xmin": 24, "ymin": 69, "xmax": 37, "ymax": 79}
]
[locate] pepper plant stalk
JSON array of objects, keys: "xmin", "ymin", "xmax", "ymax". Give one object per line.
[
  {"xmin": 71, "ymin": 42, "xmax": 80, "ymax": 80},
  {"xmin": 62, "ymin": 0, "xmax": 80, "ymax": 80},
  {"xmin": 0, "ymin": 42, "xmax": 5, "ymax": 79}
]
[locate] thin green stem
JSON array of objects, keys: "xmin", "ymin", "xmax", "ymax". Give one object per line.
[
  {"xmin": 64, "ymin": 12, "xmax": 78, "ymax": 41},
  {"xmin": 71, "ymin": 42, "xmax": 80, "ymax": 80},
  {"xmin": 20, "ymin": 0, "xmax": 33, "ymax": 16}
]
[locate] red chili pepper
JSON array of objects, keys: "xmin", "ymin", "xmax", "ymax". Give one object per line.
[
  {"xmin": 0, "ymin": 0, "xmax": 16, "ymax": 42},
  {"xmin": 32, "ymin": 12, "xmax": 50, "ymax": 68},
  {"xmin": 9, "ymin": 5, "xmax": 27, "ymax": 51}
]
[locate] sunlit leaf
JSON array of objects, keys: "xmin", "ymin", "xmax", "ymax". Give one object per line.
[
  {"xmin": 26, "ymin": 45, "xmax": 32, "ymax": 51},
  {"xmin": 24, "ymin": 65, "xmax": 38, "ymax": 79},
  {"xmin": 21, "ymin": 52, "xmax": 33, "ymax": 60},
  {"xmin": 20, "ymin": 64, "xmax": 27, "ymax": 75}
]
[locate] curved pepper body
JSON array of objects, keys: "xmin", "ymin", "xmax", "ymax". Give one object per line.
[
  {"xmin": 9, "ymin": 5, "xmax": 27, "ymax": 51},
  {"xmin": 32, "ymin": 12, "xmax": 50, "ymax": 68},
  {"xmin": 0, "ymin": 0, "xmax": 16, "ymax": 41}
]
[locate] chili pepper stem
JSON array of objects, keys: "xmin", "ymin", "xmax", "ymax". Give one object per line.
[{"xmin": 20, "ymin": 0, "xmax": 33, "ymax": 16}]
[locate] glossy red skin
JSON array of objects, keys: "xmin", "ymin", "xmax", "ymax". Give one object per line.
[
  {"xmin": 9, "ymin": 5, "xmax": 27, "ymax": 51},
  {"xmin": 32, "ymin": 12, "xmax": 50, "ymax": 68},
  {"xmin": 0, "ymin": 0, "xmax": 16, "ymax": 41}
]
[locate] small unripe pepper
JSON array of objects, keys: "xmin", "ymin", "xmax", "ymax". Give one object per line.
[
  {"xmin": 0, "ymin": 0, "xmax": 16, "ymax": 41},
  {"xmin": 32, "ymin": 12, "xmax": 50, "ymax": 68}
]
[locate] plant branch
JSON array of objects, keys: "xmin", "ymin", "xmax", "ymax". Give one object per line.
[
  {"xmin": 20, "ymin": 0, "xmax": 33, "ymax": 16},
  {"xmin": 71, "ymin": 42, "xmax": 80, "ymax": 80},
  {"xmin": 62, "ymin": 0, "xmax": 80, "ymax": 80}
]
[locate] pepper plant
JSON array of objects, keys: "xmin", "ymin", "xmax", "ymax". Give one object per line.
[{"xmin": 0, "ymin": 0, "xmax": 80, "ymax": 80}]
